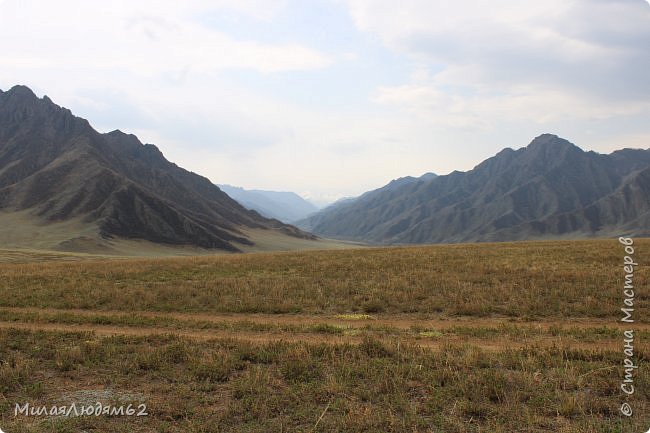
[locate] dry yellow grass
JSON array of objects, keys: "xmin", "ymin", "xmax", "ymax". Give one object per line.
[
  {"xmin": 0, "ymin": 238, "xmax": 646, "ymax": 319},
  {"xmin": 0, "ymin": 238, "xmax": 647, "ymax": 432}
]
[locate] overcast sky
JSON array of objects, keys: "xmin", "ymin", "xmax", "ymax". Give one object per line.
[{"xmin": 1, "ymin": 0, "xmax": 649, "ymax": 205}]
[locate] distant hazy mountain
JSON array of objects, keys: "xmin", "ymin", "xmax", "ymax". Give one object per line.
[
  {"xmin": 218, "ymin": 184, "xmax": 318, "ymax": 223},
  {"xmin": 0, "ymin": 85, "xmax": 313, "ymax": 252},
  {"xmin": 296, "ymin": 135, "xmax": 650, "ymax": 243}
]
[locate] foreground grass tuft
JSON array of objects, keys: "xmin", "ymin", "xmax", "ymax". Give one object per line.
[{"xmin": 0, "ymin": 329, "xmax": 645, "ymax": 432}]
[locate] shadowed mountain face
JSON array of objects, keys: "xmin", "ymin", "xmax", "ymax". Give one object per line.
[
  {"xmin": 0, "ymin": 85, "xmax": 313, "ymax": 252},
  {"xmin": 217, "ymin": 184, "xmax": 319, "ymax": 223},
  {"xmin": 297, "ymin": 135, "xmax": 650, "ymax": 244}
]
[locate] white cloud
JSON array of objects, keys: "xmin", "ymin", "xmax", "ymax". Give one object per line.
[
  {"xmin": 0, "ymin": 0, "xmax": 330, "ymax": 76},
  {"xmin": 347, "ymin": 0, "xmax": 650, "ymax": 126},
  {"xmin": 374, "ymin": 82, "xmax": 650, "ymax": 128}
]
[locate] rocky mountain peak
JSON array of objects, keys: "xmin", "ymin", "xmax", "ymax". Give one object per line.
[{"xmin": 0, "ymin": 85, "xmax": 314, "ymax": 252}]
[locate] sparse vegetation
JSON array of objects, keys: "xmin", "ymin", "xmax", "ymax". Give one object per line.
[
  {"xmin": 0, "ymin": 329, "xmax": 646, "ymax": 432},
  {"xmin": 335, "ymin": 314, "xmax": 375, "ymax": 320},
  {"xmin": 0, "ymin": 239, "xmax": 647, "ymax": 431},
  {"xmin": 0, "ymin": 239, "xmax": 646, "ymax": 318}
]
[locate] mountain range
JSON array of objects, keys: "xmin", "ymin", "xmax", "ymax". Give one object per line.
[
  {"xmin": 217, "ymin": 184, "xmax": 318, "ymax": 223},
  {"xmin": 3, "ymin": 85, "xmax": 649, "ymax": 252},
  {"xmin": 0, "ymin": 85, "xmax": 317, "ymax": 253},
  {"xmin": 297, "ymin": 134, "xmax": 650, "ymax": 243}
]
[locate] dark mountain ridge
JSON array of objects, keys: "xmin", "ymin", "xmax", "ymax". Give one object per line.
[
  {"xmin": 0, "ymin": 85, "xmax": 313, "ymax": 252},
  {"xmin": 297, "ymin": 134, "xmax": 650, "ymax": 243}
]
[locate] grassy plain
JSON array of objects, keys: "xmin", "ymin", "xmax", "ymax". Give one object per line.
[
  {"xmin": 0, "ymin": 239, "xmax": 647, "ymax": 432},
  {"xmin": 0, "ymin": 211, "xmax": 354, "ymax": 256}
]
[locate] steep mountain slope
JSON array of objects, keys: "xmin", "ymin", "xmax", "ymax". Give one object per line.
[
  {"xmin": 297, "ymin": 135, "xmax": 650, "ymax": 243},
  {"xmin": 297, "ymin": 172, "xmax": 436, "ymax": 233},
  {"xmin": 0, "ymin": 85, "xmax": 314, "ymax": 252},
  {"xmin": 217, "ymin": 184, "xmax": 318, "ymax": 223}
]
